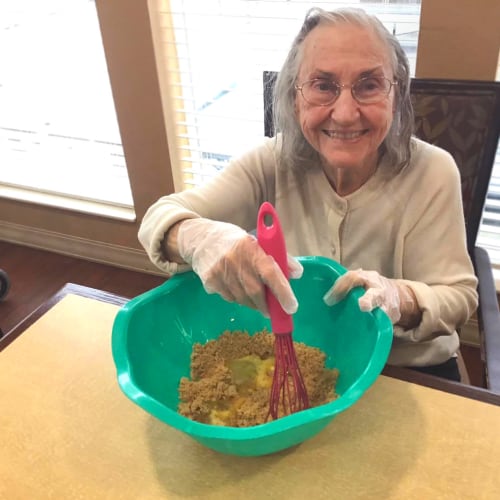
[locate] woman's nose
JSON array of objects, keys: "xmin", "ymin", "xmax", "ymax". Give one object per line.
[{"xmin": 329, "ymin": 88, "xmax": 360, "ymax": 123}]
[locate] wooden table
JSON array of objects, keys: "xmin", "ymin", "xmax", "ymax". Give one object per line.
[{"xmin": 1, "ymin": 283, "xmax": 500, "ymax": 499}]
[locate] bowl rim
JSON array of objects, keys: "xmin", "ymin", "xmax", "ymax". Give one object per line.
[{"xmin": 111, "ymin": 256, "xmax": 393, "ymax": 440}]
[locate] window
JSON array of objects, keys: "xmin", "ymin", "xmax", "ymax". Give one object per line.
[
  {"xmin": 0, "ymin": 1, "xmax": 176, "ymax": 274},
  {"xmin": 477, "ymin": 58, "xmax": 500, "ymax": 271},
  {"xmin": 477, "ymin": 139, "xmax": 500, "ymax": 269},
  {"xmin": 155, "ymin": 0, "xmax": 421, "ymax": 191},
  {"xmin": 0, "ymin": 0, "xmax": 133, "ymax": 213}
]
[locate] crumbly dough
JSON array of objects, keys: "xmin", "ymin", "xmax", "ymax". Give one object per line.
[{"xmin": 178, "ymin": 330, "xmax": 339, "ymax": 427}]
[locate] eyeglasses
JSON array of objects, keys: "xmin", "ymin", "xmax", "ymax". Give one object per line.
[{"xmin": 295, "ymin": 76, "xmax": 397, "ymax": 106}]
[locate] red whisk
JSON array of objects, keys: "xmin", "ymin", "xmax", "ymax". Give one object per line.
[{"xmin": 256, "ymin": 202, "xmax": 310, "ymax": 420}]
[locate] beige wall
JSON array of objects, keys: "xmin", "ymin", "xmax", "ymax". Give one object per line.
[
  {"xmin": 416, "ymin": 0, "xmax": 500, "ymax": 80},
  {"xmin": 95, "ymin": 0, "xmax": 176, "ymax": 217}
]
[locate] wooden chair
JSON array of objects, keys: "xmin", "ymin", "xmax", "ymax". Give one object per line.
[
  {"xmin": 0, "ymin": 268, "xmax": 10, "ymax": 338},
  {"xmin": 263, "ymin": 72, "xmax": 500, "ymax": 392},
  {"xmin": 0, "ymin": 269, "xmax": 9, "ymax": 301}
]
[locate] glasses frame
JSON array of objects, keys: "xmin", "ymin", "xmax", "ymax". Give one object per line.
[{"xmin": 295, "ymin": 76, "xmax": 398, "ymax": 106}]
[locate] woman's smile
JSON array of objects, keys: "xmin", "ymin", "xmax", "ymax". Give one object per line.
[{"xmin": 322, "ymin": 128, "xmax": 369, "ymax": 141}]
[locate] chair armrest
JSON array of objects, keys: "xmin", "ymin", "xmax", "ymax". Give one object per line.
[{"xmin": 472, "ymin": 246, "xmax": 500, "ymax": 393}]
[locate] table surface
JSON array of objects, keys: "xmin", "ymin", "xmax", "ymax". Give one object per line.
[{"xmin": 2, "ymin": 283, "xmax": 500, "ymax": 500}]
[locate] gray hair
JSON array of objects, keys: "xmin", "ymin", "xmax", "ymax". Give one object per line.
[{"xmin": 272, "ymin": 7, "xmax": 414, "ymax": 172}]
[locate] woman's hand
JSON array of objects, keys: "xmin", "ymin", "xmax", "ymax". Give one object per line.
[
  {"xmin": 176, "ymin": 218, "xmax": 303, "ymax": 316},
  {"xmin": 323, "ymin": 269, "xmax": 422, "ymax": 328}
]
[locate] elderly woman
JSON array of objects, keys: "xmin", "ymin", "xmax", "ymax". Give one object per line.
[{"xmin": 138, "ymin": 7, "xmax": 478, "ymax": 381}]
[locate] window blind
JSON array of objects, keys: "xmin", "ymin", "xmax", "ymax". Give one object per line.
[
  {"xmin": 153, "ymin": 0, "xmax": 421, "ymax": 189},
  {"xmin": 478, "ymin": 147, "xmax": 500, "ymax": 265},
  {"xmin": 0, "ymin": 0, "xmax": 132, "ymax": 207}
]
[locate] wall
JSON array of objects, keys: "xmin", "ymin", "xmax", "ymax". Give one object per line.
[{"xmin": 416, "ymin": 0, "xmax": 500, "ymax": 80}]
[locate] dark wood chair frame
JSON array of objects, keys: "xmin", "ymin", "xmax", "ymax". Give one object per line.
[{"xmin": 0, "ymin": 269, "xmax": 10, "ymax": 300}]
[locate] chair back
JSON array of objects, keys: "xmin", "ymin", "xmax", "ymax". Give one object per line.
[
  {"xmin": 410, "ymin": 79, "xmax": 500, "ymax": 251},
  {"xmin": 263, "ymin": 72, "xmax": 500, "ymax": 251}
]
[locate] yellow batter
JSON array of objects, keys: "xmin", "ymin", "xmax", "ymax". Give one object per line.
[{"xmin": 209, "ymin": 355, "xmax": 274, "ymax": 425}]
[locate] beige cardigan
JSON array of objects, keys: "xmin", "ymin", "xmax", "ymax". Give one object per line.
[{"xmin": 139, "ymin": 136, "xmax": 478, "ymax": 367}]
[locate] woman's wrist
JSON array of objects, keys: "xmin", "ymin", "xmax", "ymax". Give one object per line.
[
  {"xmin": 161, "ymin": 220, "xmax": 186, "ymax": 264},
  {"xmin": 396, "ymin": 283, "xmax": 422, "ymax": 329}
]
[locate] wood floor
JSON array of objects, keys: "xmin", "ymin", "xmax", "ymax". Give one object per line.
[
  {"xmin": 0, "ymin": 240, "xmax": 165, "ymax": 335},
  {"xmin": 0, "ymin": 240, "xmax": 486, "ymax": 388}
]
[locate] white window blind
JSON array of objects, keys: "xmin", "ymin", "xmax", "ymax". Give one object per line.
[
  {"xmin": 0, "ymin": 0, "xmax": 132, "ymax": 208},
  {"xmin": 478, "ymin": 147, "xmax": 500, "ymax": 266},
  {"xmin": 477, "ymin": 57, "xmax": 500, "ymax": 269},
  {"xmin": 155, "ymin": 0, "xmax": 421, "ymax": 189}
]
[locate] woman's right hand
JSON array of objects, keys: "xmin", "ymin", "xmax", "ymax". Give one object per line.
[{"xmin": 175, "ymin": 218, "xmax": 302, "ymax": 316}]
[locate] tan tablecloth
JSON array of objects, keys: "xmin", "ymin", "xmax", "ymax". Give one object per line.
[{"xmin": 1, "ymin": 294, "xmax": 499, "ymax": 499}]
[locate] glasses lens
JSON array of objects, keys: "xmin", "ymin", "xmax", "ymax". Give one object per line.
[
  {"xmin": 302, "ymin": 79, "xmax": 338, "ymax": 105},
  {"xmin": 353, "ymin": 77, "xmax": 391, "ymax": 103}
]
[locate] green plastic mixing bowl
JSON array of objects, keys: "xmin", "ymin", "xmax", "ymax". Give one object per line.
[{"xmin": 111, "ymin": 256, "xmax": 392, "ymax": 456}]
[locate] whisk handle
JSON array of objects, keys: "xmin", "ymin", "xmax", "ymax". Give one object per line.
[{"xmin": 256, "ymin": 202, "xmax": 294, "ymax": 334}]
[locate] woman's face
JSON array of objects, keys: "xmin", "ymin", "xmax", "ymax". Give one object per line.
[{"xmin": 295, "ymin": 23, "xmax": 396, "ymax": 175}]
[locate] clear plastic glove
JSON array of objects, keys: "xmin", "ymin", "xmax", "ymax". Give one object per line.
[
  {"xmin": 322, "ymin": 269, "xmax": 418, "ymax": 325},
  {"xmin": 177, "ymin": 218, "xmax": 303, "ymax": 316}
]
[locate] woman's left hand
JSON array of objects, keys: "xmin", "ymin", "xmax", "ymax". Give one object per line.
[{"xmin": 323, "ymin": 269, "xmax": 421, "ymax": 327}]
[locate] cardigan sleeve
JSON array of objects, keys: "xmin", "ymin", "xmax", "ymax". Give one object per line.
[
  {"xmin": 137, "ymin": 138, "xmax": 278, "ymax": 273},
  {"xmin": 393, "ymin": 146, "xmax": 478, "ymax": 342}
]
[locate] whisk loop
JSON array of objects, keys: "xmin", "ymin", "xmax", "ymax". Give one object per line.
[{"xmin": 268, "ymin": 332, "xmax": 310, "ymax": 420}]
